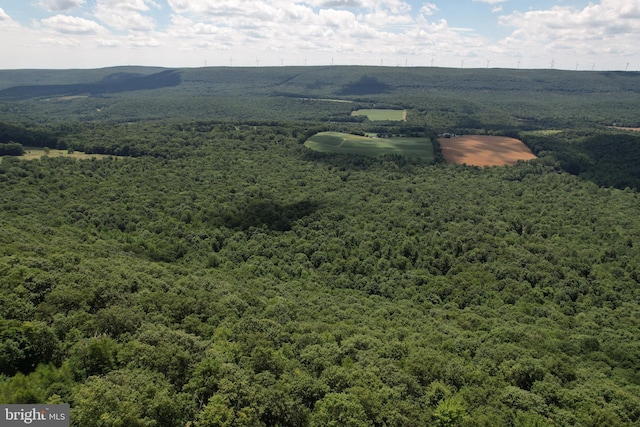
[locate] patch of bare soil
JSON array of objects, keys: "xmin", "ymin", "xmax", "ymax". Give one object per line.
[{"xmin": 439, "ymin": 135, "xmax": 537, "ymax": 167}]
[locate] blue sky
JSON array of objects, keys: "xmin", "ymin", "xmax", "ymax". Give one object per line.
[{"xmin": 0, "ymin": 0, "xmax": 638, "ymax": 70}]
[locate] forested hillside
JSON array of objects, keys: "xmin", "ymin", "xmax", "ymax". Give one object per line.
[
  {"xmin": 1, "ymin": 66, "xmax": 639, "ymax": 128},
  {"xmin": 1, "ymin": 67, "xmax": 640, "ymax": 426}
]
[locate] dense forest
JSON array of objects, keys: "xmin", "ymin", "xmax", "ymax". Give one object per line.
[{"xmin": 1, "ymin": 66, "xmax": 640, "ymax": 426}]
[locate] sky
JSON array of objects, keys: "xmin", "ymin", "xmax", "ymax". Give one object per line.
[{"xmin": 0, "ymin": 0, "xmax": 639, "ymax": 70}]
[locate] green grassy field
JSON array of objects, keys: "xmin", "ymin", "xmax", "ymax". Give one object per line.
[
  {"xmin": 351, "ymin": 109, "xmax": 406, "ymax": 121},
  {"xmin": 304, "ymin": 131, "xmax": 433, "ymax": 159},
  {"xmin": 0, "ymin": 147, "xmax": 114, "ymax": 163}
]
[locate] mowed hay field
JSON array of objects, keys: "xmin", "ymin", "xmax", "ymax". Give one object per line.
[
  {"xmin": 305, "ymin": 131, "xmax": 433, "ymax": 160},
  {"xmin": 351, "ymin": 109, "xmax": 406, "ymax": 121},
  {"xmin": 439, "ymin": 135, "xmax": 537, "ymax": 166}
]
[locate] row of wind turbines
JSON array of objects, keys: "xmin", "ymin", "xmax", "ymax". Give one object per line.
[{"xmin": 215, "ymin": 56, "xmax": 631, "ymax": 71}]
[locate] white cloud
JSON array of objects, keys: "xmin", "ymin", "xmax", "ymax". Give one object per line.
[
  {"xmin": 0, "ymin": 7, "xmax": 12, "ymax": 21},
  {"xmin": 305, "ymin": 0, "xmax": 366, "ymax": 7},
  {"xmin": 497, "ymin": 0, "xmax": 640, "ymax": 68},
  {"xmin": 127, "ymin": 34, "xmax": 160, "ymax": 47},
  {"xmin": 38, "ymin": 36, "xmax": 82, "ymax": 46},
  {"xmin": 420, "ymin": 3, "xmax": 438, "ymax": 16},
  {"xmin": 168, "ymin": 0, "xmax": 411, "ymax": 18},
  {"xmin": 95, "ymin": 0, "xmax": 158, "ymax": 31},
  {"xmin": 41, "ymin": 14, "xmax": 106, "ymax": 35},
  {"xmin": 168, "ymin": 0, "xmax": 260, "ymax": 17},
  {"xmin": 318, "ymin": 8, "xmax": 357, "ymax": 28},
  {"xmin": 363, "ymin": 8, "xmax": 413, "ymax": 28},
  {"xmin": 473, "ymin": 0, "xmax": 507, "ymax": 4},
  {"xmin": 96, "ymin": 0, "xmax": 159, "ymax": 12},
  {"xmin": 38, "ymin": 0, "xmax": 86, "ymax": 12},
  {"xmin": 1, "ymin": 0, "xmax": 638, "ymax": 69},
  {"xmin": 97, "ymin": 38, "xmax": 122, "ymax": 47},
  {"xmin": 161, "ymin": 0, "xmax": 495, "ymax": 66},
  {"xmin": 499, "ymin": 0, "xmax": 640, "ymax": 41}
]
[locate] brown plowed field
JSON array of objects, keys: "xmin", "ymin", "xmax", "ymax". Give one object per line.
[{"xmin": 439, "ymin": 135, "xmax": 537, "ymax": 166}]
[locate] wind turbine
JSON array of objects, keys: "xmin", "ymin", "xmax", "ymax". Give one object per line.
[
  {"xmin": 626, "ymin": 62, "xmax": 630, "ymax": 71},
  {"xmin": 229, "ymin": 57, "xmax": 233, "ymax": 67},
  {"xmin": 331, "ymin": 57, "xmax": 334, "ymax": 66},
  {"xmin": 486, "ymin": 59, "xmax": 490, "ymax": 68},
  {"xmin": 461, "ymin": 59, "xmax": 464, "ymax": 68},
  {"xmin": 304, "ymin": 57, "xmax": 307, "ymax": 66},
  {"xmin": 280, "ymin": 57, "xmax": 284, "ymax": 66},
  {"xmin": 256, "ymin": 58, "xmax": 259, "ymax": 67},
  {"xmin": 551, "ymin": 58, "xmax": 555, "ymax": 69},
  {"xmin": 430, "ymin": 57, "xmax": 434, "ymax": 67},
  {"xmin": 517, "ymin": 59, "xmax": 521, "ymax": 69}
]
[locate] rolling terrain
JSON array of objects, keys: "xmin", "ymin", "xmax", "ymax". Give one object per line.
[
  {"xmin": 1, "ymin": 66, "xmax": 639, "ymax": 127},
  {"xmin": 1, "ymin": 66, "xmax": 640, "ymax": 426}
]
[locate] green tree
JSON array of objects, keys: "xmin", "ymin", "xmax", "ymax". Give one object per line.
[
  {"xmin": 432, "ymin": 396, "xmax": 468, "ymax": 427},
  {"xmin": 72, "ymin": 368, "xmax": 190, "ymax": 427},
  {"xmin": 0, "ymin": 142, "xmax": 24, "ymax": 156},
  {"xmin": 66, "ymin": 335, "xmax": 118, "ymax": 380},
  {"xmin": 310, "ymin": 393, "xmax": 369, "ymax": 427},
  {"xmin": 194, "ymin": 394, "xmax": 261, "ymax": 427},
  {"xmin": 0, "ymin": 320, "xmax": 60, "ymax": 375}
]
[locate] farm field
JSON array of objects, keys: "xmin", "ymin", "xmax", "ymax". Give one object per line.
[
  {"xmin": 351, "ymin": 109, "xmax": 406, "ymax": 121},
  {"xmin": 439, "ymin": 135, "xmax": 537, "ymax": 166},
  {"xmin": 304, "ymin": 131, "xmax": 433, "ymax": 159}
]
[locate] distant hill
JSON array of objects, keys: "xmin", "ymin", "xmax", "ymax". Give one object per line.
[
  {"xmin": 0, "ymin": 66, "xmax": 168, "ymax": 90},
  {"xmin": 0, "ymin": 69, "xmax": 181, "ymax": 99},
  {"xmin": 2, "ymin": 66, "xmax": 638, "ymax": 98},
  {"xmin": 0, "ymin": 66, "xmax": 638, "ymax": 127}
]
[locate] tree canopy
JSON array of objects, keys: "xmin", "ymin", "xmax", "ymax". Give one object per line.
[{"xmin": 1, "ymin": 66, "xmax": 640, "ymax": 426}]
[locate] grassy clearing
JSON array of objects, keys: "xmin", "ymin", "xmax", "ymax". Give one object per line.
[
  {"xmin": 521, "ymin": 130, "xmax": 563, "ymax": 136},
  {"xmin": 607, "ymin": 126, "xmax": 640, "ymax": 132},
  {"xmin": 351, "ymin": 109, "xmax": 406, "ymax": 121},
  {"xmin": 20, "ymin": 147, "xmax": 114, "ymax": 161},
  {"xmin": 305, "ymin": 131, "xmax": 433, "ymax": 160}
]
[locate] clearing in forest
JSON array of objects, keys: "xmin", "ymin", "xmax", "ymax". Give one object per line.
[
  {"xmin": 351, "ymin": 109, "xmax": 406, "ymax": 121},
  {"xmin": 439, "ymin": 135, "xmax": 536, "ymax": 166},
  {"xmin": 305, "ymin": 131, "xmax": 433, "ymax": 160},
  {"xmin": 608, "ymin": 126, "xmax": 640, "ymax": 132},
  {"xmin": 20, "ymin": 147, "xmax": 114, "ymax": 161}
]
